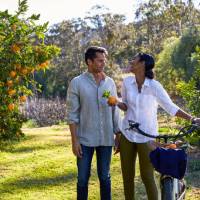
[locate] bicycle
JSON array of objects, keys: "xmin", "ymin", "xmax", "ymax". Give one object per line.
[{"xmin": 126, "ymin": 120, "xmax": 200, "ymax": 200}]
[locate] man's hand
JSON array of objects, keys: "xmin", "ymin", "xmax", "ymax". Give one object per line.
[
  {"xmin": 69, "ymin": 124, "xmax": 82, "ymax": 158},
  {"xmin": 114, "ymin": 133, "xmax": 121, "ymax": 155},
  {"xmin": 72, "ymin": 140, "xmax": 83, "ymax": 158}
]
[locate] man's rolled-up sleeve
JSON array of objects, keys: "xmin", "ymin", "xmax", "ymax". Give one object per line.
[{"xmin": 66, "ymin": 78, "xmax": 80, "ymax": 124}]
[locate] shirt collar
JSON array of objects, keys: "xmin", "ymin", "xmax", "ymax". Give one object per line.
[
  {"xmin": 84, "ymin": 71, "xmax": 107, "ymax": 83},
  {"xmin": 131, "ymin": 76, "xmax": 150, "ymax": 87},
  {"xmin": 85, "ymin": 71, "xmax": 95, "ymax": 80}
]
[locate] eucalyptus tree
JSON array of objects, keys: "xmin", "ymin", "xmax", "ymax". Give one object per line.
[
  {"xmin": 39, "ymin": 19, "xmax": 90, "ymax": 98},
  {"xmin": 135, "ymin": 0, "xmax": 200, "ymax": 54},
  {"xmin": 42, "ymin": 6, "xmax": 137, "ymax": 97},
  {"xmin": 83, "ymin": 7, "xmax": 137, "ymax": 93}
]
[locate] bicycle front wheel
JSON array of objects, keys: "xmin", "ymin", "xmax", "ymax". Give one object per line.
[{"xmin": 161, "ymin": 177, "xmax": 174, "ymax": 200}]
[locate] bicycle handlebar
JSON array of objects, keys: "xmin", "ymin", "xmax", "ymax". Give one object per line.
[{"xmin": 126, "ymin": 120, "xmax": 200, "ymax": 142}]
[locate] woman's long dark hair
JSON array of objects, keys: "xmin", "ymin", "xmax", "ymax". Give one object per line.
[{"xmin": 138, "ymin": 53, "xmax": 155, "ymax": 79}]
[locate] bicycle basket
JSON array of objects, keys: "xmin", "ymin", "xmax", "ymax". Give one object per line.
[{"xmin": 149, "ymin": 147, "xmax": 187, "ymax": 179}]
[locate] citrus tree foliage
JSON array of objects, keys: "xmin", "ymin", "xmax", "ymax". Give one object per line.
[{"xmin": 0, "ymin": 0, "xmax": 60, "ymax": 139}]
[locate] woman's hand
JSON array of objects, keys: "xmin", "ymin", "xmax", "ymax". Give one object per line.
[
  {"xmin": 114, "ymin": 133, "xmax": 121, "ymax": 155},
  {"xmin": 117, "ymin": 102, "xmax": 128, "ymax": 111},
  {"xmin": 193, "ymin": 117, "xmax": 200, "ymax": 125}
]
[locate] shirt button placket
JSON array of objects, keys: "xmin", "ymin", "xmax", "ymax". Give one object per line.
[{"xmin": 98, "ymin": 87, "xmax": 103, "ymax": 144}]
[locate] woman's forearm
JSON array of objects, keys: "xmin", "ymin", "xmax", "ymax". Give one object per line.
[
  {"xmin": 175, "ymin": 109, "xmax": 193, "ymax": 121},
  {"xmin": 117, "ymin": 102, "xmax": 127, "ymax": 111}
]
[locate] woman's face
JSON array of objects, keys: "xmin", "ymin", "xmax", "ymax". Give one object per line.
[{"xmin": 129, "ymin": 55, "xmax": 144, "ymax": 73}]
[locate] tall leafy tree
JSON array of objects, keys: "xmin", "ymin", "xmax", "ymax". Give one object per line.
[{"xmin": 135, "ymin": 0, "xmax": 200, "ymax": 54}]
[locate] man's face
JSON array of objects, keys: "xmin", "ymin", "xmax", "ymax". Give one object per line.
[{"xmin": 88, "ymin": 52, "xmax": 107, "ymax": 73}]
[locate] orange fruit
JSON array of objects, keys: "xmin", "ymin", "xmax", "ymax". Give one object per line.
[
  {"xmin": 9, "ymin": 71, "xmax": 17, "ymax": 78},
  {"xmin": 8, "ymin": 103, "xmax": 15, "ymax": 111},
  {"xmin": 45, "ymin": 60, "xmax": 50, "ymax": 65},
  {"xmin": 26, "ymin": 67, "xmax": 35, "ymax": 74},
  {"xmin": 8, "ymin": 89, "xmax": 16, "ymax": 96},
  {"xmin": 39, "ymin": 62, "xmax": 47, "ymax": 69},
  {"xmin": 165, "ymin": 143, "xmax": 177, "ymax": 149},
  {"xmin": 20, "ymin": 95, "xmax": 27, "ymax": 102},
  {"xmin": 20, "ymin": 68, "xmax": 28, "ymax": 75},
  {"xmin": 108, "ymin": 96, "xmax": 118, "ymax": 106},
  {"xmin": 14, "ymin": 63, "xmax": 21, "ymax": 71},
  {"xmin": 11, "ymin": 44, "xmax": 20, "ymax": 53},
  {"xmin": 6, "ymin": 80, "xmax": 13, "ymax": 87}
]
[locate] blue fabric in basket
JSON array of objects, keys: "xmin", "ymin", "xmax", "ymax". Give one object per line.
[{"xmin": 149, "ymin": 147, "xmax": 187, "ymax": 179}]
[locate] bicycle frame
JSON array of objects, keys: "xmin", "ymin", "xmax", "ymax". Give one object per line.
[
  {"xmin": 161, "ymin": 171, "xmax": 186, "ymax": 200},
  {"xmin": 126, "ymin": 120, "xmax": 199, "ymax": 200}
]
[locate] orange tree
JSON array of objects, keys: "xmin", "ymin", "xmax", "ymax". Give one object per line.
[{"xmin": 0, "ymin": 0, "xmax": 60, "ymax": 140}]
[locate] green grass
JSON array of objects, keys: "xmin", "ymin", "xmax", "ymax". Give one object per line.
[{"xmin": 0, "ymin": 125, "xmax": 199, "ymax": 200}]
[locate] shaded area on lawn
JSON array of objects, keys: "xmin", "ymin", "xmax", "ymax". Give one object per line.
[{"xmin": 0, "ymin": 172, "xmax": 76, "ymax": 195}]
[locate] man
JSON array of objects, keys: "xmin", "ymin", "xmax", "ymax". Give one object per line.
[{"xmin": 66, "ymin": 46, "xmax": 121, "ymax": 200}]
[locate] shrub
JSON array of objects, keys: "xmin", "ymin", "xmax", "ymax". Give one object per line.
[
  {"xmin": 20, "ymin": 97, "xmax": 67, "ymax": 127},
  {"xmin": 176, "ymin": 46, "xmax": 200, "ymax": 145}
]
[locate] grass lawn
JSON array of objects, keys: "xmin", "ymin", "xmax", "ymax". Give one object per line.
[{"xmin": 0, "ymin": 124, "xmax": 199, "ymax": 200}]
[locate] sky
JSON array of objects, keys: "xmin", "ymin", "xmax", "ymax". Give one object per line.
[
  {"xmin": 0, "ymin": 0, "xmax": 140, "ymax": 25},
  {"xmin": 0, "ymin": 0, "xmax": 199, "ymax": 26}
]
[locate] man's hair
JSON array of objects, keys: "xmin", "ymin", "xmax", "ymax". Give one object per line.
[
  {"xmin": 138, "ymin": 53, "xmax": 155, "ymax": 79},
  {"xmin": 85, "ymin": 46, "xmax": 108, "ymax": 65}
]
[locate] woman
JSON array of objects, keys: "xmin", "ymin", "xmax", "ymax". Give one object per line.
[{"xmin": 113, "ymin": 53, "xmax": 200, "ymax": 200}]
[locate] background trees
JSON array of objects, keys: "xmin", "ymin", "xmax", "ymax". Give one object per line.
[
  {"xmin": 1, "ymin": 0, "xmax": 200, "ymax": 139},
  {"xmin": 31, "ymin": 0, "xmax": 200, "ymax": 99}
]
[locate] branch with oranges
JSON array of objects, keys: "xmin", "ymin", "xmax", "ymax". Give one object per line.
[{"xmin": 0, "ymin": 0, "xmax": 60, "ymax": 140}]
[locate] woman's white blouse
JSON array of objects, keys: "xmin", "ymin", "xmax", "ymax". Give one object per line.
[{"xmin": 121, "ymin": 76, "xmax": 180, "ymax": 143}]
